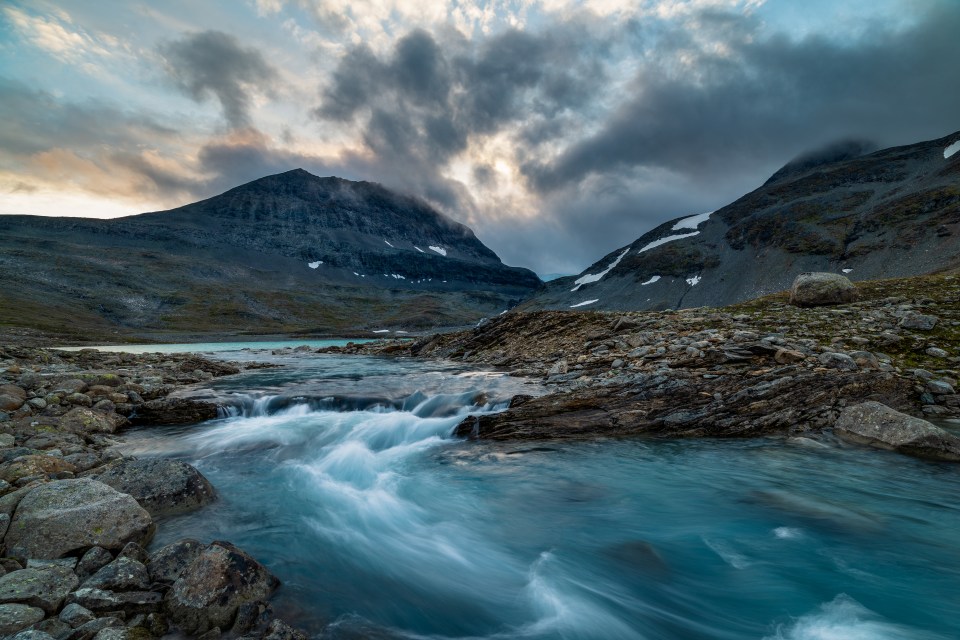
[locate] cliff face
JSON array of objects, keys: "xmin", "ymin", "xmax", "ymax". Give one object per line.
[
  {"xmin": 522, "ymin": 131, "xmax": 960, "ymax": 312},
  {"xmin": 0, "ymin": 170, "xmax": 540, "ymax": 340}
]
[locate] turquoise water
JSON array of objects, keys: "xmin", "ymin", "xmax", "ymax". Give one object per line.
[
  {"xmin": 122, "ymin": 354, "xmax": 960, "ymax": 639},
  {"xmin": 55, "ymin": 339, "xmax": 372, "ymax": 354}
]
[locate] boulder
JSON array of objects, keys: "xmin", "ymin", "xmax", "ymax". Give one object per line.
[
  {"xmin": 76, "ymin": 547, "xmax": 114, "ymax": 580},
  {"xmin": 0, "ymin": 566, "xmax": 79, "ymax": 614},
  {"xmin": 82, "ymin": 557, "xmax": 151, "ymax": 592},
  {"xmin": 10, "ymin": 630, "xmax": 54, "ymax": 640},
  {"xmin": 66, "ymin": 589, "xmax": 161, "ymax": 615},
  {"xmin": 65, "ymin": 616, "xmax": 123, "ymax": 640},
  {"xmin": 130, "ymin": 399, "xmax": 218, "ymax": 426},
  {"xmin": 5, "ymin": 479, "xmax": 154, "ymax": 559},
  {"xmin": 95, "ymin": 459, "xmax": 216, "ymax": 518},
  {"xmin": 0, "ymin": 603, "xmax": 45, "ymax": 636},
  {"xmin": 60, "ymin": 408, "xmax": 124, "ymax": 435},
  {"xmin": 59, "ymin": 603, "xmax": 96, "ymax": 628},
  {"xmin": 789, "ymin": 272, "xmax": 857, "ymax": 307},
  {"xmin": 148, "ymin": 539, "xmax": 207, "ymax": 584},
  {"xmin": 817, "ymin": 352, "xmax": 857, "ymax": 371},
  {"xmin": 899, "ymin": 313, "xmax": 938, "ymax": 331},
  {"xmin": 0, "ymin": 386, "xmax": 27, "ymax": 412},
  {"xmin": 834, "ymin": 401, "xmax": 960, "ymax": 461},
  {"xmin": 165, "ymin": 541, "xmax": 279, "ymax": 634},
  {"xmin": 0, "ymin": 455, "xmax": 77, "ymax": 484}
]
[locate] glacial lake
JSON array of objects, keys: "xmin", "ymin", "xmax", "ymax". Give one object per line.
[{"xmin": 120, "ymin": 351, "xmax": 960, "ymax": 639}]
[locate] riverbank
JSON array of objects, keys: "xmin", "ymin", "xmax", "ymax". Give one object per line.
[
  {"xmin": 332, "ymin": 271, "xmax": 960, "ymax": 458},
  {"xmin": 0, "ymin": 346, "xmax": 307, "ymax": 639}
]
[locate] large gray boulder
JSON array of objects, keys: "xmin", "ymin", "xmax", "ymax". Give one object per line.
[
  {"xmin": 0, "ymin": 566, "xmax": 78, "ymax": 614},
  {"xmin": 95, "ymin": 459, "xmax": 216, "ymax": 518},
  {"xmin": 0, "ymin": 603, "xmax": 45, "ymax": 635},
  {"xmin": 789, "ymin": 272, "xmax": 857, "ymax": 307},
  {"xmin": 834, "ymin": 401, "xmax": 960, "ymax": 461},
  {"xmin": 81, "ymin": 556, "xmax": 151, "ymax": 592},
  {"xmin": 165, "ymin": 541, "xmax": 279, "ymax": 634},
  {"xmin": 4, "ymin": 479, "xmax": 154, "ymax": 559},
  {"xmin": 0, "ymin": 386, "xmax": 26, "ymax": 412}
]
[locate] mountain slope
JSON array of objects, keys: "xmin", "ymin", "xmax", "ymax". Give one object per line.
[
  {"xmin": 0, "ymin": 170, "xmax": 540, "ymax": 341},
  {"xmin": 522, "ymin": 130, "xmax": 960, "ymax": 312}
]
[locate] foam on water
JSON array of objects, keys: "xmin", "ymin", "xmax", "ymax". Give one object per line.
[{"xmin": 766, "ymin": 594, "xmax": 948, "ymax": 640}]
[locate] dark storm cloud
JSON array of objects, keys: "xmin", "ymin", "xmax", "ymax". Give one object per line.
[
  {"xmin": 526, "ymin": 3, "xmax": 960, "ymax": 193},
  {"xmin": 313, "ymin": 25, "xmax": 608, "ymax": 210},
  {"xmin": 158, "ymin": 30, "xmax": 279, "ymax": 130}
]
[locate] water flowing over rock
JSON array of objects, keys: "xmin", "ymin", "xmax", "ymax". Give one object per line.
[
  {"xmin": 790, "ymin": 272, "xmax": 858, "ymax": 307},
  {"xmin": 95, "ymin": 459, "xmax": 216, "ymax": 517},
  {"xmin": 833, "ymin": 401, "xmax": 960, "ymax": 461},
  {"xmin": 4, "ymin": 479, "xmax": 155, "ymax": 559}
]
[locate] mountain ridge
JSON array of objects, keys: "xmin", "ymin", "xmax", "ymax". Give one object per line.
[{"xmin": 521, "ymin": 130, "xmax": 960, "ymax": 312}]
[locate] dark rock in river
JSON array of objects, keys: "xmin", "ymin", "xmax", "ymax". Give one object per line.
[
  {"xmin": 833, "ymin": 401, "xmax": 960, "ymax": 461},
  {"xmin": 148, "ymin": 538, "xmax": 207, "ymax": 584},
  {"xmin": 4, "ymin": 479, "xmax": 155, "ymax": 558},
  {"xmin": 130, "ymin": 398, "xmax": 219, "ymax": 426},
  {"xmin": 95, "ymin": 458, "xmax": 216, "ymax": 518},
  {"xmin": 165, "ymin": 540, "xmax": 279, "ymax": 634}
]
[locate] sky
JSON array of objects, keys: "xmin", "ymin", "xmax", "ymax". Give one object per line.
[{"xmin": 1, "ymin": 0, "xmax": 958, "ymax": 276}]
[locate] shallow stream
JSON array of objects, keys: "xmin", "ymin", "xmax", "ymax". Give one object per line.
[{"xmin": 119, "ymin": 350, "xmax": 960, "ymax": 639}]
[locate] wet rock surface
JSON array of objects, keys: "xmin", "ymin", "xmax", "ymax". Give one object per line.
[{"xmin": 95, "ymin": 459, "xmax": 216, "ymax": 518}]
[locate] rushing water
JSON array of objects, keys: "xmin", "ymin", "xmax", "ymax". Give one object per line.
[
  {"xmin": 55, "ymin": 339, "xmax": 373, "ymax": 354},
  {"xmin": 120, "ymin": 351, "xmax": 960, "ymax": 640}
]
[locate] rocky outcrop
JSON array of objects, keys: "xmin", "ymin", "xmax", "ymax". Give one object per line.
[
  {"xmin": 789, "ymin": 272, "xmax": 858, "ymax": 307},
  {"xmin": 130, "ymin": 399, "xmax": 220, "ymax": 426},
  {"xmin": 4, "ymin": 480, "xmax": 155, "ymax": 559},
  {"xmin": 95, "ymin": 459, "xmax": 216, "ymax": 518},
  {"xmin": 834, "ymin": 402, "xmax": 960, "ymax": 461}
]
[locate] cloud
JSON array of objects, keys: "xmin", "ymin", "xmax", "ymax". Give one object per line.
[
  {"xmin": 2, "ymin": 5, "xmax": 115, "ymax": 62},
  {"xmin": 525, "ymin": 3, "xmax": 960, "ymax": 194},
  {"xmin": 158, "ymin": 30, "xmax": 280, "ymax": 129}
]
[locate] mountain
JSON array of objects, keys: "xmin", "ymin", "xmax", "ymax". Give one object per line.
[
  {"xmin": 521, "ymin": 130, "xmax": 960, "ymax": 312},
  {"xmin": 0, "ymin": 170, "xmax": 540, "ymax": 341}
]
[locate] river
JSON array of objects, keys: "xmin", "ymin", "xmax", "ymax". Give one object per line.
[{"xmin": 118, "ymin": 348, "xmax": 960, "ymax": 639}]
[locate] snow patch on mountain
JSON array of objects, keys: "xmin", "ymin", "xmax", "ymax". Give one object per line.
[
  {"xmin": 672, "ymin": 211, "xmax": 714, "ymax": 231},
  {"xmin": 638, "ymin": 232, "xmax": 700, "ymax": 254},
  {"xmin": 571, "ymin": 248, "xmax": 630, "ymax": 292}
]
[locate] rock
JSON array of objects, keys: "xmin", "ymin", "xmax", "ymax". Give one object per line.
[
  {"xmin": 0, "ymin": 566, "xmax": 79, "ymax": 614},
  {"xmin": 899, "ymin": 313, "xmax": 939, "ymax": 331},
  {"xmin": 774, "ymin": 349, "xmax": 805, "ymax": 364},
  {"xmin": 262, "ymin": 620, "xmax": 308, "ymax": 640},
  {"xmin": 5, "ymin": 479, "xmax": 154, "ymax": 559},
  {"xmin": 76, "ymin": 548, "xmax": 114, "ymax": 580},
  {"xmin": 65, "ymin": 394, "xmax": 93, "ymax": 408},
  {"xmin": 0, "ymin": 455, "xmax": 77, "ymax": 484},
  {"xmin": 60, "ymin": 408, "xmax": 123, "ymax": 435},
  {"xmin": 54, "ymin": 380, "xmax": 88, "ymax": 395},
  {"xmin": 130, "ymin": 399, "xmax": 218, "ymax": 426},
  {"xmin": 834, "ymin": 401, "xmax": 960, "ymax": 461},
  {"xmin": 66, "ymin": 589, "xmax": 161, "ymax": 615},
  {"xmin": 36, "ymin": 618, "xmax": 71, "ymax": 639},
  {"xmin": 59, "ymin": 603, "xmax": 97, "ymax": 628},
  {"xmin": 927, "ymin": 380, "xmax": 956, "ymax": 395},
  {"xmin": 147, "ymin": 539, "xmax": 206, "ymax": 585},
  {"xmin": 91, "ymin": 628, "xmax": 147, "ymax": 640},
  {"xmin": 95, "ymin": 459, "xmax": 216, "ymax": 518},
  {"xmin": 66, "ymin": 616, "xmax": 123, "ymax": 640},
  {"xmin": 0, "ymin": 434, "xmax": 14, "ymax": 448},
  {"xmin": 926, "ymin": 347, "xmax": 949, "ymax": 358},
  {"xmin": 165, "ymin": 541, "xmax": 279, "ymax": 634},
  {"xmin": 0, "ymin": 386, "xmax": 27, "ymax": 412},
  {"xmin": 789, "ymin": 272, "xmax": 857, "ymax": 307},
  {"xmin": 0, "ymin": 603, "xmax": 45, "ymax": 636},
  {"xmin": 547, "ymin": 360, "xmax": 568, "ymax": 376},
  {"xmin": 817, "ymin": 352, "xmax": 857, "ymax": 371},
  {"xmin": 611, "ymin": 359, "xmax": 625, "ymax": 369},
  {"xmin": 117, "ymin": 542, "xmax": 149, "ymax": 564},
  {"xmin": 0, "ymin": 513, "xmax": 9, "ymax": 540},
  {"xmin": 82, "ymin": 557, "xmax": 151, "ymax": 592},
  {"xmin": 11, "ymin": 630, "xmax": 54, "ymax": 640}
]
